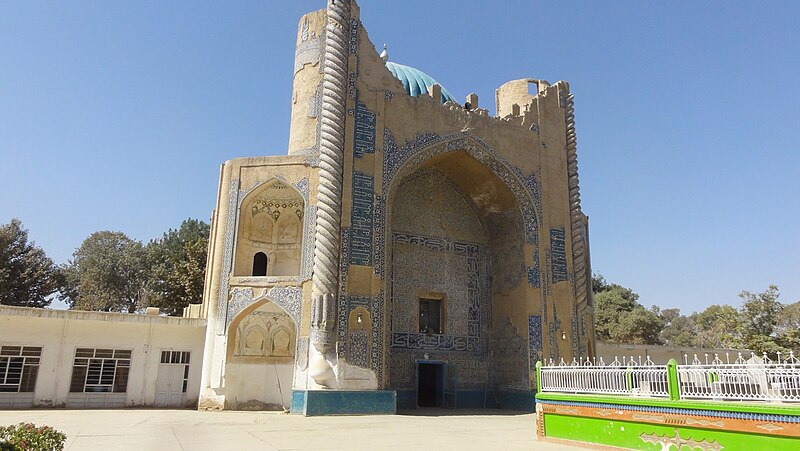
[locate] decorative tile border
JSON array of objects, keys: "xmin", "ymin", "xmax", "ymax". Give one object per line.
[
  {"xmin": 537, "ymin": 398, "xmax": 800, "ymax": 438},
  {"xmin": 549, "ymin": 227, "xmax": 568, "ymax": 283},
  {"xmin": 528, "ymin": 315, "xmax": 542, "ymax": 379},
  {"xmin": 294, "ymin": 34, "xmax": 321, "ymax": 74},
  {"xmin": 215, "ymin": 178, "xmax": 240, "ymax": 335},
  {"xmin": 389, "ymin": 233, "xmax": 481, "ymax": 352},
  {"xmin": 350, "ymin": 172, "xmax": 374, "ymax": 266},
  {"xmin": 377, "ymin": 130, "xmax": 544, "ymax": 298},
  {"xmin": 224, "ymin": 286, "xmax": 303, "ymax": 333},
  {"xmin": 353, "ymin": 92, "xmax": 376, "ymax": 158}
]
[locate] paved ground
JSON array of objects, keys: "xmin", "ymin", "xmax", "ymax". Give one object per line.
[{"xmin": 0, "ymin": 408, "xmax": 589, "ymax": 450}]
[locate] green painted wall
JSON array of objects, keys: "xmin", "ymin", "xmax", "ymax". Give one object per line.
[
  {"xmin": 537, "ymin": 392, "xmax": 800, "ymax": 417},
  {"xmin": 545, "ymin": 414, "xmax": 800, "ymax": 451}
]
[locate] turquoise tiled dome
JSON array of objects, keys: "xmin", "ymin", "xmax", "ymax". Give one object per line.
[{"xmin": 385, "ymin": 61, "xmax": 456, "ymax": 104}]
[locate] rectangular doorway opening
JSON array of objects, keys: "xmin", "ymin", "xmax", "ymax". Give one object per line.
[{"xmin": 417, "ymin": 362, "xmax": 445, "ymax": 408}]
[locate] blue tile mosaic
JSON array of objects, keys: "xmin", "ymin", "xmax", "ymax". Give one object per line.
[
  {"xmin": 528, "ymin": 315, "xmax": 542, "ymax": 374},
  {"xmin": 348, "ymin": 19, "xmax": 359, "ymax": 55},
  {"xmin": 349, "ymin": 330, "xmax": 369, "ymax": 368},
  {"xmin": 527, "ymin": 251, "xmax": 540, "ymax": 288},
  {"xmin": 389, "ymin": 233, "xmax": 481, "ymax": 352},
  {"xmin": 350, "ymin": 172, "xmax": 374, "ymax": 266},
  {"xmin": 550, "ymin": 227, "xmax": 568, "ymax": 283},
  {"xmin": 353, "ymin": 94, "xmax": 375, "ymax": 158}
]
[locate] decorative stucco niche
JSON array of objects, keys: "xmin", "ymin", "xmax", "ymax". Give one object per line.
[
  {"xmin": 234, "ymin": 179, "xmax": 305, "ymax": 277},
  {"xmin": 224, "ymin": 301, "xmax": 296, "ymax": 410}
]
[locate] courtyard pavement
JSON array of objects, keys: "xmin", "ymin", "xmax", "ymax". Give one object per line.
[{"xmin": 0, "ymin": 408, "xmax": 589, "ymax": 450}]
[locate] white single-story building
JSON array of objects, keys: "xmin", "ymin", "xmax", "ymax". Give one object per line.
[{"xmin": 0, "ymin": 306, "xmax": 206, "ymax": 409}]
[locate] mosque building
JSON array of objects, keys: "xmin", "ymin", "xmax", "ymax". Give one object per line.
[
  {"xmin": 197, "ymin": 0, "xmax": 594, "ymax": 414},
  {"xmin": 0, "ymin": 0, "xmax": 593, "ymax": 415}
]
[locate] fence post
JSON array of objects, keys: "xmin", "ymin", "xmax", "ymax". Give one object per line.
[
  {"xmin": 626, "ymin": 366, "xmax": 633, "ymax": 392},
  {"xmin": 667, "ymin": 358, "xmax": 680, "ymax": 401},
  {"xmin": 535, "ymin": 360, "xmax": 543, "ymax": 393}
]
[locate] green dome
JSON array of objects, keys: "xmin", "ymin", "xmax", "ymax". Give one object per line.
[{"xmin": 385, "ymin": 61, "xmax": 456, "ymax": 104}]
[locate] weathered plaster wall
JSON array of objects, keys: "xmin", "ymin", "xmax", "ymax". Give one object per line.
[
  {"xmin": 199, "ymin": 155, "xmax": 316, "ymax": 409},
  {"xmin": 288, "ymin": 9, "xmax": 326, "ymax": 155},
  {"xmin": 0, "ymin": 306, "xmax": 206, "ymax": 409},
  {"xmin": 224, "ymin": 302, "xmax": 295, "ymax": 410}
]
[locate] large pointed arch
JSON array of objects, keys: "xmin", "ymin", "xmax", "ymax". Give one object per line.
[{"xmin": 371, "ymin": 131, "xmax": 546, "ymax": 393}]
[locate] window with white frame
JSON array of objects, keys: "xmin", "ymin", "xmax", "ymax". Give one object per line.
[
  {"xmin": 0, "ymin": 346, "xmax": 42, "ymax": 393},
  {"xmin": 69, "ymin": 348, "xmax": 132, "ymax": 393},
  {"xmin": 160, "ymin": 350, "xmax": 190, "ymax": 393}
]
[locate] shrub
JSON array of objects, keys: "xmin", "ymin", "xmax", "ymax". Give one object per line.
[{"xmin": 0, "ymin": 423, "xmax": 66, "ymax": 451}]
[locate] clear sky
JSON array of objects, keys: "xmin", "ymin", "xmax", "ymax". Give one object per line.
[{"xmin": 1, "ymin": 1, "xmax": 798, "ymax": 313}]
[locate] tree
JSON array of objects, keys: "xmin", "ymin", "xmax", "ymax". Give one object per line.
[
  {"xmin": 147, "ymin": 219, "xmax": 210, "ymax": 316},
  {"xmin": 691, "ymin": 304, "xmax": 741, "ymax": 349},
  {"xmin": 739, "ymin": 285, "xmax": 788, "ymax": 355},
  {"xmin": 658, "ymin": 311, "xmax": 697, "ymax": 347},
  {"xmin": 591, "ymin": 273, "xmax": 611, "ymax": 294},
  {"xmin": 0, "ymin": 219, "xmax": 62, "ymax": 308},
  {"xmin": 593, "ymin": 278, "xmax": 663, "ymax": 345},
  {"xmin": 776, "ymin": 301, "xmax": 800, "ymax": 354},
  {"xmin": 59, "ymin": 231, "xmax": 151, "ymax": 313},
  {"xmin": 613, "ymin": 307, "xmax": 664, "ymax": 345}
]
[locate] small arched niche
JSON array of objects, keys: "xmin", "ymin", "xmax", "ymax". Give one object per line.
[
  {"xmin": 234, "ymin": 179, "xmax": 304, "ymax": 276},
  {"xmin": 252, "ymin": 252, "xmax": 268, "ymax": 276},
  {"xmin": 226, "ymin": 300, "xmax": 297, "ymax": 411},
  {"xmin": 230, "ymin": 302, "xmax": 297, "ymax": 359}
]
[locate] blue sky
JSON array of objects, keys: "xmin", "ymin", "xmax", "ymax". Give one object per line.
[{"xmin": 1, "ymin": 1, "xmax": 798, "ymax": 313}]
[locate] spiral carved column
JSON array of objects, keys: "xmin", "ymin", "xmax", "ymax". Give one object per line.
[
  {"xmin": 308, "ymin": 0, "xmax": 350, "ymax": 388},
  {"xmin": 565, "ymin": 93, "xmax": 590, "ymax": 353}
]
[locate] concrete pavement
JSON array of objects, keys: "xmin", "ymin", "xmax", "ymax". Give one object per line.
[{"xmin": 0, "ymin": 408, "xmax": 590, "ymax": 450}]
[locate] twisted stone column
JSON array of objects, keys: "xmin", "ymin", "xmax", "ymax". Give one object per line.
[
  {"xmin": 565, "ymin": 93, "xmax": 588, "ymax": 311},
  {"xmin": 308, "ymin": 0, "xmax": 350, "ymax": 388}
]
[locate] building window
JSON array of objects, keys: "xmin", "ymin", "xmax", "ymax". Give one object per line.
[
  {"xmin": 160, "ymin": 350, "xmax": 191, "ymax": 393},
  {"xmin": 0, "ymin": 346, "xmax": 42, "ymax": 393},
  {"xmin": 69, "ymin": 348, "xmax": 132, "ymax": 393},
  {"xmin": 252, "ymin": 252, "xmax": 268, "ymax": 276},
  {"xmin": 419, "ymin": 297, "xmax": 443, "ymax": 334}
]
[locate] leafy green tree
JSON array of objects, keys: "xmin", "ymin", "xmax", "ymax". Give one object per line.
[
  {"xmin": 591, "ymin": 273, "xmax": 611, "ymax": 294},
  {"xmin": 147, "ymin": 219, "xmax": 210, "ymax": 316},
  {"xmin": 593, "ymin": 280, "xmax": 664, "ymax": 345},
  {"xmin": 691, "ymin": 304, "xmax": 741, "ymax": 349},
  {"xmin": 615, "ymin": 308, "xmax": 664, "ymax": 345},
  {"xmin": 738, "ymin": 285, "xmax": 786, "ymax": 355},
  {"xmin": 658, "ymin": 312, "xmax": 697, "ymax": 347},
  {"xmin": 776, "ymin": 301, "xmax": 800, "ymax": 354},
  {"xmin": 59, "ymin": 231, "xmax": 151, "ymax": 313},
  {"xmin": 0, "ymin": 219, "xmax": 62, "ymax": 308}
]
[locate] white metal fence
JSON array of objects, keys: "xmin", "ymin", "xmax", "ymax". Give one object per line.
[
  {"xmin": 539, "ymin": 356, "xmax": 670, "ymax": 398},
  {"xmin": 677, "ymin": 352, "xmax": 800, "ymax": 403},
  {"xmin": 538, "ymin": 352, "xmax": 800, "ymax": 403}
]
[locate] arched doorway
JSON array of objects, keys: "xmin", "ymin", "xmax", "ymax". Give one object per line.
[
  {"xmin": 385, "ymin": 149, "xmax": 535, "ymax": 408},
  {"xmin": 224, "ymin": 300, "xmax": 297, "ymax": 410},
  {"xmin": 252, "ymin": 252, "xmax": 268, "ymax": 276}
]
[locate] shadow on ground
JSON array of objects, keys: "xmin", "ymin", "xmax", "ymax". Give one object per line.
[{"xmin": 398, "ymin": 407, "xmax": 530, "ymax": 417}]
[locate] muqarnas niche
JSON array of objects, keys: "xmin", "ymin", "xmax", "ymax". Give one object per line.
[{"xmin": 234, "ymin": 179, "xmax": 305, "ymax": 277}]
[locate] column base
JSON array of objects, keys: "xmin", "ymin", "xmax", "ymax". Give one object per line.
[{"xmin": 291, "ymin": 390, "xmax": 397, "ymax": 416}]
